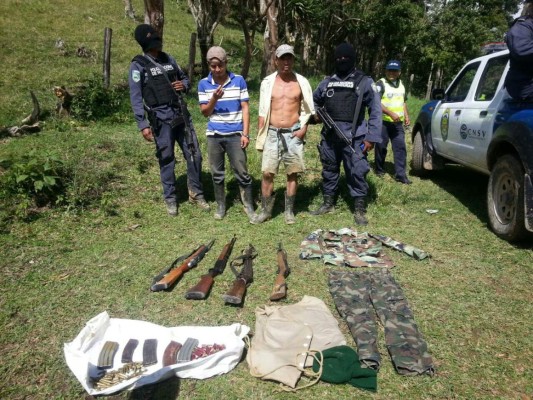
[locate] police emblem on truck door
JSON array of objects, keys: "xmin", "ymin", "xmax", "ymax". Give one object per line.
[{"xmin": 440, "ymin": 108, "xmax": 450, "ymax": 142}]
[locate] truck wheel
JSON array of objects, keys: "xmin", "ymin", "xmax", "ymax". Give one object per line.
[
  {"xmin": 411, "ymin": 130, "xmax": 425, "ymax": 175},
  {"xmin": 487, "ymin": 154, "xmax": 527, "ymax": 242}
]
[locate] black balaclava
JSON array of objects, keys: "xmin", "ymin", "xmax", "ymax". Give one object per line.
[
  {"xmin": 334, "ymin": 43, "xmax": 356, "ymax": 77},
  {"xmin": 134, "ymin": 24, "xmax": 162, "ymax": 52}
]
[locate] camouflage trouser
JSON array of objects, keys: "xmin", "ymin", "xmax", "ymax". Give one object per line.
[{"xmin": 329, "ymin": 269, "xmax": 435, "ymax": 376}]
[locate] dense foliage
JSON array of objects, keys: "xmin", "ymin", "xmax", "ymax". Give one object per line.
[{"xmin": 224, "ymin": 0, "xmax": 521, "ymax": 95}]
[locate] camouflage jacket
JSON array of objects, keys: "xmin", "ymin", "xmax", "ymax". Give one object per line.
[{"xmin": 299, "ymin": 228, "xmax": 429, "ymax": 268}]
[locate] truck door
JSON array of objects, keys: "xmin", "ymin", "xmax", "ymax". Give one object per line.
[
  {"xmin": 431, "ymin": 62, "xmax": 481, "ymax": 161},
  {"xmin": 463, "ymin": 55, "xmax": 509, "ymax": 170}
]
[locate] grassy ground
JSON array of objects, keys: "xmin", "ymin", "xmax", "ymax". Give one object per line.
[{"xmin": 1, "ymin": 1, "xmax": 532, "ymax": 400}]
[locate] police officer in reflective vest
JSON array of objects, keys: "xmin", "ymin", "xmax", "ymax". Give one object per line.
[
  {"xmin": 374, "ymin": 60, "xmax": 411, "ymax": 184},
  {"xmin": 505, "ymin": 0, "xmax": 533, "ymax": 101},
  {"xmin": 311, "ymin": 43, "xmax": 382, "ymax": 226},
  {"xmin": 128, "ymin": 24, "xmax": 209, "ymax": 216}
]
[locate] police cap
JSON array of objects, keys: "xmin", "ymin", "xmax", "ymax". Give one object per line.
[{"xmin": 385, "ymin": 60, "xmax": 401, "ymax": 70}]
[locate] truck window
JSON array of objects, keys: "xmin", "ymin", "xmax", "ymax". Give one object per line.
[
  {"xmin": 446, "ymin": 62, "xmax": 480, "ymax": 102},
  {"xmin": 475, "ymin": 55, "xmax": 509, "ymax": 102}
]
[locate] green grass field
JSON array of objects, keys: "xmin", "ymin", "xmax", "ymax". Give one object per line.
[{"xmin": 1, "ymin": 1, "xmax": 532, "ymax": 399}]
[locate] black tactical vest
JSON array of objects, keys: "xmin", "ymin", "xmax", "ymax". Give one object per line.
[
  {"xmin": 324, "ymin": 72, "xmax": 365, "ymax": 122},
  {"xmin": 133, "ymin": 53, "xmax": 180, "ymax": 107}
]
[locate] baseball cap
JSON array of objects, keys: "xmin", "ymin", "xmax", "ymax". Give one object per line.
[
  {"xmin": 275, "ymin": 44, "xmax": 295, "ymax": 58},
  {"xmin": 207, "ymin": 46, "xmax": 227, "ymax": 62},
  {"xmin": 386, "ymin": 60, "xmax": 401, "ymax": 70}
]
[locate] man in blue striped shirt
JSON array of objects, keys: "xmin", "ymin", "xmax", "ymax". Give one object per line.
[{"xmin": 198, "ymin": 46, "xmax": 255, "ymax": 220}]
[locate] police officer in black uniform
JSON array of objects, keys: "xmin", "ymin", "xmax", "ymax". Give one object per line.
[
  {"xmin": 129, "ymin": 24, "xmax": 209, "ymax": 216},
  {"xmin": 311, "ymin": 43, "xmax": 382, "ymax": 225},
  {"xmin": 505, "ymin": 0, "xmax": 533, "ymax": 101}
]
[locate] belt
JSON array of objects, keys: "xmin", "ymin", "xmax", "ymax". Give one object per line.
[
  {"xmin": 269, "ymin": 125, "xmax": 300, "ymax": 152},
  {"xmin": 268, "ymin": 126, "xmax": 299, "ymax": 134}
]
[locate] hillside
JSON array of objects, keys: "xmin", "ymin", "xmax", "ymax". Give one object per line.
[{"xmin": 0, "ymin": 1, "xmax": 532, "ymax": 400}]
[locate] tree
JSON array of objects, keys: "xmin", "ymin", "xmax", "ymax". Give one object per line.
[
  {"xmin": 187, "ymin": 0, "xmax": 230, "ymax": 76},
  {"xmin": 123, "ymin": 0, "xmax": 136, "ymax": 19},
  {"xmin": 260, "ymin": 0, "xmax": 279, "ymax": 77},
  {"xmin": 232, "ymin": 0, "xmax": 262, "ymax": 79},
  {"xmin": 144, "ymin": 0, "xmax": 165, "ymax": 38}
]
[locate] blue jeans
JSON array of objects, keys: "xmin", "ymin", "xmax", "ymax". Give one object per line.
[{"xmin": 207, "ymin": 134, "xmax": 252, "ymax": 187}]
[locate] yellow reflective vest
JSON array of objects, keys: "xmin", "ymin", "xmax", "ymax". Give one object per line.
[{"xmin": 380, "ymin": 78, "xmax": 406, "ymax": 122}]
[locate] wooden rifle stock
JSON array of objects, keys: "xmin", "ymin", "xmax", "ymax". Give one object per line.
[
  {"xmin": 223, "ymin": 278, "xmax": 247, "ymax": 304},
  {"xmin": 185, "ymin": 235, "xmax": 237, "ymax": 300},
  {"xmin": 151, "ymin": 239, "xmax": 214, "ymax": 291},
  {"xmin": 184, "ymin": 274, "xmax": 214, "ymax": 300},
  {"xmin": 223, "ymin": 244, "xmax": 256, "ymax": 305},
  {"xmin": 270, "ymin": 242, "xmax": 290, "ymax": 301}
]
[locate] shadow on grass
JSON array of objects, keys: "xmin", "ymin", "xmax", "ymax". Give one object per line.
[
  {"xmin": 420, "ymin": 165, "xmax": 488, "ymax": 224},
  {"xmin": 127, "ymin": 376, "xmax": 180, "ymax": 400}
]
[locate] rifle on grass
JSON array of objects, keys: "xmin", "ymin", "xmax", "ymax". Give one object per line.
[
  {"xmin": 316, "ymin": 107, "xmax": 360, "ymax": 154},
  {"xmin": 150, "ymin": 240, "xmax": 215, "ymax": 291},
  {"xmin": 222, "ymin": 244, "xmax": 257, "ymax": 305},
  {"xmin": 185, "ymin": 235, "xmax": 237, "ymax": 300},
  {"xmin": 269, "ymin": 242, "xmax": 291, "ymax": 301}
]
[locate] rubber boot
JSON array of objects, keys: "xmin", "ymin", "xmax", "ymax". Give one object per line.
[
  {"xmin": 310, "ymin": 195, "xmax": 335, "ymax": 215},
  {"xmin": 284, "ymin": 192, "xmax": 296, "ymax": 224},
  {"xmin": 353, "ymin": 197, "xmax": 368, "ymax": 226},
  {"xmin": 213, "ymin": 183, "xmax": 226, "ymax": 220},
  {"xmin": 250, "ymin": 194, "xmax": 275, "ymax": 224},
  {"xmin": 240, "ymin": 186, "xmax": 255, "ymax": 221}
]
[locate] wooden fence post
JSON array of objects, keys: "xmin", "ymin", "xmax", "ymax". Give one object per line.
[
  {"xmin": 188, "ymin": 32, "xmax": 197, "ymax": 83},
  {"xmin": 103, "ymin": 27, "xmax": 113, "ymax": 89}
]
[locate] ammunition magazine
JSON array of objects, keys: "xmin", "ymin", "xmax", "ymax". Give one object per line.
[
  {"xmin": 97, "ymin": 341, "xmax": 119, "ymax": 369},
  {"xmin": 142, "ymin": 339, "xmax": 158, "ymax": 366}
]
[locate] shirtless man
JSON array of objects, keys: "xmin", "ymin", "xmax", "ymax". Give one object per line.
[{"xmin": 251, "ymin": 44, "xmax": 314, "ymax": 224}]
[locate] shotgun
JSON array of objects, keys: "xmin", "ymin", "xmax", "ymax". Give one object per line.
[
  {"xmin": 222, "ymin": 244, "xmax": 256, "ymax": 305},
  {"xmin": 185, "ymin": 235, "xmax": 237, "ymax": 300},
  {"xmin": 150, "ymin": 239, "xmax": 215, "ymax": 291},
  {"xmin": 269, "ymin": 242, "xmax": 291, "ymax": 301}
]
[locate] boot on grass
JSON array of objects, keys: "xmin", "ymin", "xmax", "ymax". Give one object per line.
[
  {"xmin": 250, "ymin": 194, "xmax": 275, "ymax": 224},
  {"xmin": 240, "ymin": 186, "xmax": 255, "ymax": 221},
  {"xmin": 310, "ymin": 195, "xmax": 335, "ymax": 215},
  {"xmin": 353, "ymin": 197, "xmax": 368, "ymax": 226},
  {"xmin": 213, "ymin": 183, "xmax": 226, "ymax": 220},
  {"xmin": 284, "ymin": 192, "xmax": 296, "ymax": 224}
]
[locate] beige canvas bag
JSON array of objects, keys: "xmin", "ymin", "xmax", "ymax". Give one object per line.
[{"xmin": 246, "ymin": 295, "xmax": 346, "ymax": 389}]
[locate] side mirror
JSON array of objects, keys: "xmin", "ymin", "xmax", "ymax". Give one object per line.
[{"xmin": 431, "ymin": 88, "xmax": 445, "ymax": 100}]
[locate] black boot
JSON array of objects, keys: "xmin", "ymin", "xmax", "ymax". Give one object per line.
[
  {"xmin": 353, "ymin": 197, "xmax": 368, "ymax": 226},
  {"xmin": 250, "ymin": 194, "xmax": 275, "ymax": 224},
  {"xmin": 240, "ymin": 186, "xmax": 255, "ymax": 221},
  {"xmin": 213, "ymin": 183, "xmax": 226, "ymax": 220},
  {"xmin": 310, "ymin": 195, "xmax": 335, "ymax": 215},
  {"xmin": 284, "ymin": 192, "xmax": 296, "ymax": 224}
]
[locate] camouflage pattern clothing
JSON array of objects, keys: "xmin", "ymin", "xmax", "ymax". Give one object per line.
[
  {"xmin": 368, "ymin": 233, "xmax": 429, "ymax": 260},
  {"xmin": 299, "ymin": 228, "xmax": 429, "ymax": 268},
  {"xmin": 329, "ymin": 269, "xmax": 435, "ymax": 376}
]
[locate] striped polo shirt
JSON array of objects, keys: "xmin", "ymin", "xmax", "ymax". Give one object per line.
[{"xmin": 198, "ymin": 71, "xmax": 249, "ymax": 135}]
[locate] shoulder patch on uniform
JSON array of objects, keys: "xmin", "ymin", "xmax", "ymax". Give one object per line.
[
  {"xmin": 132, "ymin": 70, "xmax": 141, "ymax": 83},
  {"xmin": 371, "ymin": 83, "xmax": 380, "ymax": 93}
]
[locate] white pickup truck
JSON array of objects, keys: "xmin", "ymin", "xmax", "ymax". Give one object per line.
[{"xmin": 411, "ymin": 50, "xmax": 533, "ymax": 242}]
